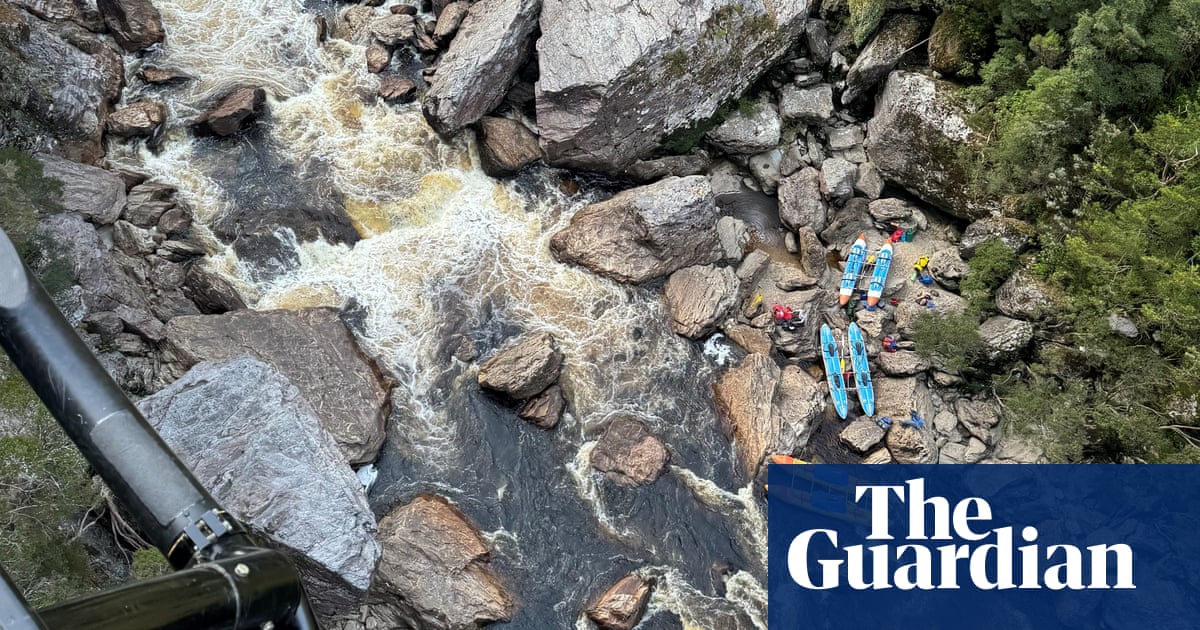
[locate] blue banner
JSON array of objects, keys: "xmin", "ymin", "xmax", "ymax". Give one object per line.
[{"xmin": 768, "ymin": 465, "xmax": 1200, "ymax": 629}]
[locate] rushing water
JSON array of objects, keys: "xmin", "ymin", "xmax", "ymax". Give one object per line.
[{"xmin": 110, "ymin": 0, "xmax": 777, "ymax": 627}]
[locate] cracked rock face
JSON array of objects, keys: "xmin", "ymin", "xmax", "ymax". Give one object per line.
[{"xmin": 536, "ymin": 0, "xmax": 810, "ymax": 172}]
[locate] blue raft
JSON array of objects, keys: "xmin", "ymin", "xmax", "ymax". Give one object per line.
[
  {"xmin": 820, "ymin": 324, "xmax": 849, "ymax": 419},
  {"xmin": 847, "ymin": 322, "xmax": 875, "ymax": 416}
]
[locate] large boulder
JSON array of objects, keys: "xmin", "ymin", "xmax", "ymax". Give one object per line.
[
  {"xmin": 477, "ymin": 331, "xmax": 564, "ymax": 400},
  {"xmin": 589, "ymin": 414, "xmax": 669, "ymax": 486},
  {"xmin": 770, "ymin": 365, "xmax": 824, "ymax": 455},
  {"xmin": 960, "ymin": 216, "xmax": 1036, "ymax": 257},
  {"xmin": 370, "ymin": 495, "xmax": 516, "ymax": 629},
  {"xmin": 549, "ymin": 175, "xmax": 721, "ymax": 283},
  {"xmin": 35, "ymin": 153, "xmax": 125, "ymax": 224},
  {"xmin": 663, "ymin": 264, "xmax": 738, "ymax": 339},
  {"xmin": 586, "ymin": 573, "xmax": 653, "ymax": 630},
  {"xmin": 422, "ymin": 0, "xmax": 541, "ymax": 134},
  {"xmin": 477, "ymin": 116, "xmax": 542, "ymax": 177},
  {"xmin": 840, "ymin": 417, "xmax": 886, "ymax": 453},
  {"xmin": 927, "ymin": 247, "xmax": 969, "ymax": 291},
  {"xmin": 995, "ymin": 270, "xmax": 1054, "ymax": 320},
  {"xmin": 107, "ymin": 100, "xmax": 166, "ymax": 138},
  {"xmin": 192, "ymin": 87, "xmax": 266, "ymax": 137},
  {"xmin": 160, "ymin": 308, "xmax": 392, "ymax": 465},
  {"xmin": 96, "ymin": 0, "xmax": 164, "ymax": 51},
  {"xmin": 777, "ymin": 167, "xmax": 827, "ymax": 233},
  {"xmin": 1, "ymin": 14, "xmax": 123, "ymax": 163},
  {"xmin": 138, "ymin": 357, "xmax": 380, "ymax": 619},
  {"xmin": 712, "ymin": 353, "xmax": 780, "ymax": 477},
  {"xmin": 779, "ymin": 83, "xmax": 833, "ymax": 125},
  {"xmin": 536, "ymin": 0, "xmax": 810, "ymax": 171},
  {"xmin": 978, "ymin": 315, "xmax": 1033, "ymax": 360},
  {"xmin": 841, "ymin": 14, "xmax": 927, "ymax": 105},
  {"xmin": 886, "ymin": 423, "xmax": 938, "ymax": 464},
  {"xmin": 705, "ymin": 100, "xmax": 781, "ymax": 155},
  {"xmin": 865, "ymin": 71, "xmax": 997, "ymax": 220},
  {"xmin": 37, "ymin": 212, "xmax": 151, "ymax": 314}
]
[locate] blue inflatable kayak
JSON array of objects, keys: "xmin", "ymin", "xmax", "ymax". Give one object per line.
[
  {"xmin": 820, "ymin": 324, "xmax": 849, "ymax": 419},
  {"xmin": 866, "ymin": 242, "xmax": 893, "ymax": 307},
  {"xmin": 838, "ymin": 235, "xmax": 867, "ymax": 306},
  {"xmin": 847, "ymin": 323, "xmax": 875, "ymax": 416}
]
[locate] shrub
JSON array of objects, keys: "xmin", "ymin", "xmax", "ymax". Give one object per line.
[
  {"xmin": 960, "ymin": 238, "xmax": 1019, "ymax": 313},
  {"xmin": 910, "ymin": 311, "xmax": 987, "ymax": 374}
]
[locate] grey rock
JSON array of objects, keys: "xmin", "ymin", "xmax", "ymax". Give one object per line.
[
  {"xmin": 963, "ymin": 437, "xmax": 988, "ymax": 463},
  {"xmin": 586, "ymin": 573, "xmax": 653, "ymax": 630},
  {"xmin": 112, "ymin": 219, "xmax": 155, "ymax": 256},
  {"xmin": 793, "ymin": 71, "xmax": 823, "ymax": 87},
  {"xmin": 156, "ymin": 239, "xmax": 205, "ymax": 261},
  {"xmin": 1108, "ymin": 313, "xmax": 1139, "ymax": 339},
  {"xmin": 706, "ymin": 100, "xmax": 781, "ymax": 155},
  {"xmin": 590, "ymin": 414, "xmax": 669, "ymax": 486},
  {"xmin": 863, "ymin": 447, "xmax": 893, "ymax": 464},
  {"xmin": 853, "ymin": 305, "xmax": 888, "ymax": 340},
  {"xmin": 778, "ymin": 166, "xmax": 827, "ymax": 233},
  {"xmin": 181, "ymin": 265, "xmax": 247, "ymax": 314},
  {"xmin": 840, "ymin": 417, "xmax": 885, "ymax": 453},
  {"xmin": 549, "ymin": 176, "xmax": 721, "ymax": 283},
  {"xmin": 770, "ymin": 365, "xmax": 825, "ymax": 455},
  {"xmin": 35, "ymin": 153, "xmax": 125, "ymax": 224},
  {"xmin": 160, "ymin": 308, "xmax": 392, "ymax": 465},
  {"xmin": 978, "ymin": 315, "xmax": 1033, "ymax": 360},
  {"xmin": 774, "ymin": 263, "xmax": 818, "ymax": 290},
  {"xmin": 853, "ymin": 162, "xmax": 885, "ymax": 198},
  {"xmin": 138, "ymin": 357, "xmax": 380, "ymax": 618},
  {"xmin": 477, "ymin": 331, "xmax": 563, "ymax": 399},
  {"xmin": 477, "ymin": 116, "xmax": 542, "ymax": 177},
  {"xmin": 712, "ymin": 353, "xmax": 780, "ymax": 477},
  {"xmin": 841, "ymin": 14, "xmax": 927, "ymax": 105},
  {"xmin": 113, "ymin": 303, "xmax": 164, "ymax": 342},
  {"xmin": 536, "ymin": 0, "xmax": 809, "ymax": 171},
  {"xmin": 804, "ymin": 19, "xmax": 830, "ymax": 65},
  {"xmin": 138, "ymin": 66, "xmax": 193, "ymax": 85},
  {"xmin": 371, "ymin": 495, "xmax": 515, "ymax": 629},
  {"xmin": 193, "ymin": 87, "xmax": 266, "ymax": 137},
  {"xmin": 748, "ymin": 148, "xmax": 783, "ymax": 195},
  {"xmin": 867, "ymin": 197, "xmax": 918, "ymax": 224},
  {"xmin": 960, "ymin": 217, "xmax": 1036, "ymax": 256},
  {"xmin": 954, "ymin": 398, "xmax": 1001, "ymax": 446},
  {"xmin": 422, "ymin": 0, "xmax": 541, "ymax": 134},
  {"xmin": 932, "ymin": 410, "xmax": 958, "ymax": 438},
  {"xmin": 107, "ymin": 100, "xmax": 166, "ymax": 138},
  {"xmin": 716, "ymin": 215, "xmax": 750, "ymax": 260},
  {"xmin": 370, "ymin": 13, "xmax": 415, "ymax": 46},
  {"xmin": 2, "ymin": 17, "xmax": 120, "ymax": 163},
  {"xmin": 724, "ymin": 323, "xmax": 772, "ymax": 355},
  {"xmin": 795, "ymin": 226, "xmax": 826, "ymax": 279},
  {"xmin": 335, "ymin": 5, "xmax": 376, "ymax": 42},
  {"xmin": 365, "ymin": 42, "xmax": 390, "ymax": 73},
  {"xmin": 995, "ymin": 436, "xmax": 1044, "ymax": 463},
  {"xmin": 826, "ymin": 125, "xmax": 862, "ymax": 151},
  {"xmin": 928, "ymin": 248, "xmax": 969, "ymax": 291},
  {"xmin": 875, "ymin": 375, "xmax": 933, "ymax": 424},
  {"xmin": 124, "ymin": 182, "xmax": 176, "ymax": 227},
  {"xmin": 778, "ymin": 83, "xmax": 833, "ymax": 126},
  {"xmin": 736, "ymin": 249, "xmax": 771, "ymax": 294},
  {"xmin": 517, "ymin": 383, "xmax": 565, "ymax": 429},
  {"xmin": 939, "ymin": 441, "xmax": 965, "ymax": 463},
  {"xmin": 433, "ymin": 2, "xmax": 469, "ymax": 41},
  {"xmin": 38, "ymin": 212, "xmax": 150, "ymax": 313},
  {"xmin": 378, "ymin": 76, "xmax": 417, "ymax": 104},
  {"xmin": 96, "ymin": 0, "xmax": 163, "ymax": 51},
  {"xmin": 886, "ymin": 423, "xmax": 938, "ymax": 463},
  {"xmin": 878, "ymin": 350, "xmax": 929, "ymax": 376},
  {"xmin": 819, "ymin": 157, "xmax": 856, "ymax": 204},
  {"xmin": 779, "ymin": 140, "xmax": 808, "ymax": 176},
  {"xmin": 83, "ymin": 310, "xmax": 124, "ymax": 339},
  {"xmin": 157, "ymin": 206, "xmax": 192, "ymax": 237},
  {"xmin": 866, "ymin": 71, "xmax": 998, "ymax": 220},
  {"xmin": 996, "ymin": 270, "xmax": 1054, "ymax": 320},
  {"xmin": 625, "ymin": 153, "xmax": 709, "ymax": 183},
  {"xmin": 663, "ymin": 265, "xmax": 739, "ymax": 339}
]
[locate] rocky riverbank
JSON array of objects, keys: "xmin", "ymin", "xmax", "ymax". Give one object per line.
[{"xmin": 2, "ymin": 0, "xmax": 1052, "ymax": 627}]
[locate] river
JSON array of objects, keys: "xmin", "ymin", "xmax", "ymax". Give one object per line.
[{"xmin": 109, "ymin": 0, "xmax": 775, "ymax": 627}]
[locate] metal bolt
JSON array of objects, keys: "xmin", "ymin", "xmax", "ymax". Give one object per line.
[{"xmin": 234, "ymin": 563, "xmax": 250, "ymax": 577}]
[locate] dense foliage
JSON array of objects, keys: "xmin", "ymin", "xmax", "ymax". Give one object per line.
[{"xmin": 938, "ymin": 0, "xmax": 1200, "ymax": 461}]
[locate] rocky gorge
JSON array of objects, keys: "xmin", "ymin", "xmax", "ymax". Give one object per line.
[{"xmin": 0, "ymin": 0, "xmax": 1053, "ymax": 628}]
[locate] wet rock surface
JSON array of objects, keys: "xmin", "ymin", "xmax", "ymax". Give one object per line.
[
  {"xmin": 477, "ymin": 331, "xmax": 563, "ymax": 400},
  {"xmin": 590, "ymin": 414, "xmax": 669, "ymax": 486}
]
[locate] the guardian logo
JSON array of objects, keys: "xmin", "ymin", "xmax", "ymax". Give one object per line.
[{"xmin": 787, "ymin": 478, "xmax": 1135, "ymax": 591}]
